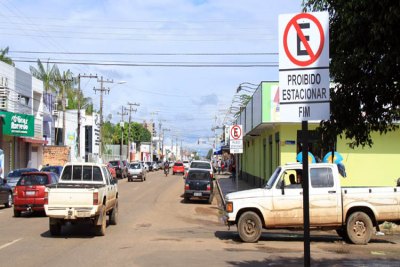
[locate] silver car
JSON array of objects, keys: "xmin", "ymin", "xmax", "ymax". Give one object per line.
[
  {"xmin": 5, "ymin": 168, "xmax": 39, "ymax": 189},
  {"xmin": 128, "ymin": 162, "xmax": 146, "ymax": 182}
]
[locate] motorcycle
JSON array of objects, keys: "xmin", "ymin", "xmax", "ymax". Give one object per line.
[{"xmin": 164, "ymin": 167, "xmax": 169, "ymax": 177}]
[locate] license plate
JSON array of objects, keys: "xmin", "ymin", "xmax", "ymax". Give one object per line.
[
  {"xmin": 26, "ymin": 191, "xmax": 35, "ymax": 196},
  {"xmin": 194, "ymin": 192, "xmax": 202, "ymax": 197}
]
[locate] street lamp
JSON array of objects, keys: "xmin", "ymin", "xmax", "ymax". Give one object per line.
[{"xmin": 236, "ymin": 82, "xmax": 259, "ymax": 94}]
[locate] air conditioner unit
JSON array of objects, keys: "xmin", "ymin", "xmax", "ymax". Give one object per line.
[{"xmin": 52, "ymin": 110, "xmax": 59, "ymax": 116}]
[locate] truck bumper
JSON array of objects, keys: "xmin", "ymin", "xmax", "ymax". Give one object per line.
[{"xmin": 45, "ymin": 206, "xmax": 98, "ymax": 220}]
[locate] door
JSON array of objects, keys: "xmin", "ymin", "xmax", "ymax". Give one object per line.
[
  {"xmin": 271, "ymin": 169, "xmax": 304, "ymax": 227},
  {"xmin": 309, "ymin": 167, "xmax": 341, "ymax": 225}
]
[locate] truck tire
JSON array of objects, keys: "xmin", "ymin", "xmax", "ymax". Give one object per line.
[
  {"xmin": 95, "ymin": 208, "xmax": 107, "ymax": 236},
  {"xmin": 5, "ymin": 192, "xmax": 12, "ymax": 208},
  {"xmin": 238, "ymin": 211, "xmax": 262, "ymax": 243},
  {"xmin": 13, "ymin": 209, "xmax": 21, "ymax": 217},
  {"xmin": 109, "ymin": 200, "xmax": 118, "ymax": 225},
  {"xmin": 346, "ymin": 211, "xmax": 373, "ymax": 245},
  {"xmin": 49, "ymin": 218, "xmax": 61, "ymax": 236}
]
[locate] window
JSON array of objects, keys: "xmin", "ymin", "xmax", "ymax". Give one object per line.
[
  {"xmin": 187, "ymin": 171, "xmax": 210, "ymax": 181},
  {"xmin": 93, "ymin": 167, "xmax": 103, "ymax": 182},
  {"xmin": 310, "ymin": 168, "xmax": 334, "ymax": 188},
  {"xmin": 61, "ymin": 165, "xmax": 72, "ymax": 181},
  {"xmin": 73, "ymin": 166, "xmax": 83, "ymax": 181},
  {"xmin": 83, "ymin": 166, "xmax": 92, "ymax": 181}
]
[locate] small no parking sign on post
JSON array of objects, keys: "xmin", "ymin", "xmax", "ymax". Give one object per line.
[{"xmin": 229, "ymin": 125, "xmax": 243, "ymax": 154}]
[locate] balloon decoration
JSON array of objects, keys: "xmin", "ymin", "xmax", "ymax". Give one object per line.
[
  {"xmin": 323, "ymin": 151, "xmax": 343, "ymax": 164},
  {"xmin": 296, "ymin": 152, "xmax": 316, "ymax": 163}
]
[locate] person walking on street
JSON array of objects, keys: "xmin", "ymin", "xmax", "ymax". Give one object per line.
[{"xmin": 217, "ymin": 159, "xmax": 222, "ymax": 175}]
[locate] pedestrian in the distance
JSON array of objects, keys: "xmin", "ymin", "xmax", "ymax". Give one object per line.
[{"xmin": 217, "ymin": 159, "xmax": 222, "ymax": 174}]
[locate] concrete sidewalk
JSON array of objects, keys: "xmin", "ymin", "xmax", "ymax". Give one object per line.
[{"xmin": 215, "ymin": 172, "xmax": 254, "ymax": 207}]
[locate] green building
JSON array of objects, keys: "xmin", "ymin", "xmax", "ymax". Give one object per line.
[{"xmin": 237, "ymin": 81, "xmax": 400, "ymax": 188}]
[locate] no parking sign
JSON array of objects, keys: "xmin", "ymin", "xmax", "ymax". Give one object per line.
[{"xmin": 279, "ymin": 12, "xmax": 330, "ymax": 122}]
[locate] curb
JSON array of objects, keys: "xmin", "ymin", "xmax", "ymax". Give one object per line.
[{"xmin": 216, "ymin": 179, "xmax": 226, "ymax": 208}]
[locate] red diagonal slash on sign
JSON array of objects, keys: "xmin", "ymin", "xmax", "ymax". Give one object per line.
[{"xmin": 283, "ymin": 13, "xmax": 324, "ymax": 67}]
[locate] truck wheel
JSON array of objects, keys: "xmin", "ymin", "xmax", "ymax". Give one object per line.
[
  {"xmin": 109, "ymin": 200, "xmax": 118, "ymax": 225},
  {"xmin": 49, "ymin": 219, "xmax": 61, "ymax": 236},
  {"xmin": 13, "ymin": 209, "xmax": 21, "ymax": 217},
  {"xmin": 238, "ymin": 211, "xmax": 262, "ymax": 243},
  {"xmin": 95, "ymin": 208, "xmax": 107, "ymax": 236},
  {"xmin": 346, "ymin": 211, "xmax": 373, "ymax": 245},
  {"xmin": 5, "ymin": 192, "xmax": 12, "ymax": 208}
]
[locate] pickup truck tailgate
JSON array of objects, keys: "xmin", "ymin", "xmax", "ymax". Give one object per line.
[{"xmin": 47, "ymin": 187, "xmax": 96, "ymax": 207}]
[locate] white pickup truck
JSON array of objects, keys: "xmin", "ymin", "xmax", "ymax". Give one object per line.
[
  {"xmin": 224, "ymin": 163, "xmax": 400, "ymax": 244},
  {"xmin": 44, "ymin": 162, "xmax": 119, "ymax": 236}
]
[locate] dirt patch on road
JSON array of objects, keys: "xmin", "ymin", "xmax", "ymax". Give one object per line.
[{"xmin": 195, "ymin": 206, "xmax": 219, "ymax": 216}]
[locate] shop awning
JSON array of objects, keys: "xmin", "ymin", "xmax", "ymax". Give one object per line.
[{"xmin": 20, "ymin": 137, "xmax": 48, "ymax": 145}]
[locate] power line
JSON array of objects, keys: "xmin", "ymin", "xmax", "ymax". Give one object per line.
[
  {"xmin": 10, "ymin": 50, "xmax": 278, "ymax": 56},
  {"xmin": 12, "ymin": 59, "xmax": 278, "ymax": 68}
]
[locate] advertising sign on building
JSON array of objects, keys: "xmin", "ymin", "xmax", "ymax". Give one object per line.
[
  {"xmin": 279, "ymin": 12, "xmax": 330, "ymax": 122},
  {"xmin": 0, "ymin": 111, "xmax": 34, "ymax": 137}
]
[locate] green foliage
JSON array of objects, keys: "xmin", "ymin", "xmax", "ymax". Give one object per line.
[
  {"xmin": 206, "ymin": 149, "xmax": 213, "ymax": 160},
  {"xmin": 303, "ymin": 0, "xmax": 400, "ymax": 148},
  {"xmin": 30, "ymin": 59, "xmax": 60, "ymax": 93},
  {"xmin": 102, "ymin": 120, "xmax": 151, "ymax": 145},
  {"xmin": 0, "ymin": 47, "xmax": 14, "ymax": 66}
]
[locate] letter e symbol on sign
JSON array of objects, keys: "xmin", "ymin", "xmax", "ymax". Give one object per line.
[
  {"xmin": 233, "ymin": 128, "xmax": 238, "ymax": 138},
  {"xmin": 297, "ymin": 23, "xmax": 310, "ymax": 56}
]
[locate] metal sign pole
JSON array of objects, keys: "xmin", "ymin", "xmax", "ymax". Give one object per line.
[
  {"xmin": 302, "ymin": 120, "xmax": 310, "ymax": 267},
  {"xmin": 235, "ymin": 153, "xmax": 239, "ymax": 191}
]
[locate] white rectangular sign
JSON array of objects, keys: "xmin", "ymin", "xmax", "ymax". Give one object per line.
[
  {"xmin": 229, "ymin": 125, "xmax": 243, "ymax": 154},
  {"xmin": 279, "ymin": 11, "xmax": 330, "ymax": 122}
]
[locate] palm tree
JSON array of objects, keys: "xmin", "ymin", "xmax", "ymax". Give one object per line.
[
  {"xmin": 30, "ymin": 59, "xmax": 59, "ymax": 93},
  {"xmin": 0, "ymin": 46, "xmax": 14, "ymax": 66}
]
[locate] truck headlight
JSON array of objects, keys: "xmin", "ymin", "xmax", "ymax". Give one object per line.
[{"xmin": 226, "ymin": 201, "xmax": 233, "ymax": 213}]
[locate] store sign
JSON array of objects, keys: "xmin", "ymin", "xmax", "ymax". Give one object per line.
[{"xmin": 0, "ymin": 111, "xmax": 34, "ymax": 137}]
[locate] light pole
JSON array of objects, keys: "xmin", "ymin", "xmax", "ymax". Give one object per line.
[
  {"xmin": 162, "ymin": 128, "xmax": 170, "ymax": 161},
  {"xmin": 126, "ymin": 102, "xmax": 139, "ymax": 161},
  {"xmin": 149, "ymin": 111, "xmax": 159, "ymax": 162},
  {"xmin": 94, "ymin": 77, "xmax": 126, "ymax": 159},
  {"xmin": 117, "ymin": 105, "xmax": 128, "ymax": 159},
  {"xmin": 76, "ymin": 73, "xmax": 97, "ymax": 160}
]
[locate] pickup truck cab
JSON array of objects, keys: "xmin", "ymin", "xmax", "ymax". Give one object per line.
[
  {"xmin": 44, "ymin": 162, "xmax": 118, "ymax": 236},
  {"xmin": 225, "ymin": 163, "xmax": 400, "ymax": 244}
]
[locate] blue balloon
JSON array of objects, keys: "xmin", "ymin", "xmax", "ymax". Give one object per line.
[
  {"xmin": 296, "ymin": 152, "xmax": 316, "ymax": 163},
  {"xmin": 323, "ymin": 151, "xmax": 343, "ymax": 164}
]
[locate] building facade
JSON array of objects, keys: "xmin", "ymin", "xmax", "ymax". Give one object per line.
[{"xmin": 236, "ymin": 81, "xmax": 400, "ymax": 187}]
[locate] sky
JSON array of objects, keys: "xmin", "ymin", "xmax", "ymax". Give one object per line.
[{"xmin": 0, "ymin": 0, "xmax": 303, "ymax": 155}]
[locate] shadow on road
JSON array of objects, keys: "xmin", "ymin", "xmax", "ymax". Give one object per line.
[{"xmin": 40, "ymin": 221, "xmax": 103, "ymax": 239}]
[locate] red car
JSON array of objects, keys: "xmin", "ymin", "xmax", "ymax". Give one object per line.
[
  {"xmin": 107, "ymin": 163, "xmax": 117, "ymax": 179},
  {"xmin": 172, "ymin": 162, "xmax": 185, "ymax": 175},
  {"xmin": 13, "ymin": 172, "xmax": 58, "ymax": 217}
]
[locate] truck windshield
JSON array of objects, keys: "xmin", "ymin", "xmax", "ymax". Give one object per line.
[{"xmin": 264, "ymin": 167, "xmax": 281, "ymax": 189}]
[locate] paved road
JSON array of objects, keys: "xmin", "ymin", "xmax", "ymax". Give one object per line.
[{"xmin": 0, "ymin": 171, "xmax": 399, "ymax": 267}]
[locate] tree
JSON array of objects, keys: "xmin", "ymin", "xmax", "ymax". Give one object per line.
[
  {"xmin": 206, "ymin": 149, "xmax": 213, "ymax": 160},
  {"xmin": 303, "ymin": 0, "xmax": 400, "ymax": 148},
  {"xmin": 0, "ymin": 46, "xmax": 14, "ymax": 66},
  {"xmin": 30, "ymin": 59, "xmax": 59, "ymax": 93}
]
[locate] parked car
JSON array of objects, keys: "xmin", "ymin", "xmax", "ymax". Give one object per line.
[
  {"xmin": 152, "ymin": 161, "xmax": 159, "ymax": 171},
  {"xmin": 107, "ymin": 163, "xmax": 117, "ymax": 179},
  {"xmin": 5, "ymin": 168, "xmax": 39, "ymax": 189},
  {"xmin": 127, "ymin": 162, "xmax": 146, "ymax": 182},
  {"xmin": 172, "ymin": 162, "xmax": 185, "ymax": 175},
  {"xmin": 108, "ymin": 160, "xmax": 128, "ymax": 178},
  {"xmin": 183, "ymin": 160, "xmax": 190, "ymax": 169},
  {"xmin": 189, "ymin": 160, "xmax": 214, "ymax": 179},
  {"xmin": 13, "ymin": 171, "xmax": 58, "ymax": 217},
  {"xmin": 145, "ymin": 161, "xmax": 154, "ymax": 172},
  {"xmin": 141, "ymin": 161, "xmax": 149, "ymax": 172},
  {"xmin": 0, "ymin": 178, "xmax": 13, "ymax": 208},
  {"xmin": 183, "ymin": 168, "xmax": 214, "ymax": 203},
  {"xmin": 40, "ymin": 165, "xmax": 63, "ymax": 177}
]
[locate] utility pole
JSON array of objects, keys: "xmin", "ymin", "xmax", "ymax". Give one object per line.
[
  {"xmin": 126, "ymin": 102, "xmax": 139, "ymax": 161},
  {"xmin": 117, "ymin": 105, "xmax": 128, "ymax": 160},
  {"xmin": 149, "ymin": 111, "xmax": 159, "ymax": 162},
  {"xmin": 55, "ymin": 75, "xmax": 74, "ymax": 146},
  {"xmin": 93, "ymin": 76, "xmax": 114, "ymax": 158},
  {"xmin": 162, "ymin": 128, "xmax": 170, "ymax": 160},
  {"xmin": 76, "ymin": 73, "xmax": 97, "ymax": 160}
]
